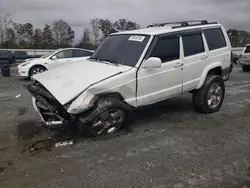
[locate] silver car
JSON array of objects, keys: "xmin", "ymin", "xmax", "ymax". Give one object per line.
[{"xmin": 239, "ymin": 44, "xmax": 250, "ymax": 72}]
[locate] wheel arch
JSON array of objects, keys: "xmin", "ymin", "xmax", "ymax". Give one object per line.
[
  {"xmin": 28, "ymin": 64, "xmax": 47, "ymax": 77},
  {"xmin": 96, "ymin": 92, "xmax": 134, "ymax": 108},
  {"xmin": 197, "ymin": 62, "xmax": 223, "ymax": 89}
]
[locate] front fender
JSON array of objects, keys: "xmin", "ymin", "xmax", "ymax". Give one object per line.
[
  {"xmin": 197, "ymin": 62, "xmax": 222, "ymax": 89},
  {"xmin": 67, "ymin": 90, "xmax": 98, "ymax": 114}
]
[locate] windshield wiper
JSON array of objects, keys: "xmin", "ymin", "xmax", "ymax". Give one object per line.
[
  {"xmin": 98, "ymin": 59, "xmax": 119, "ymax": 65},
  {"xmin": 88, "ymin": 57, "xmax": 120, "ymax": 66},
  {"xmin": 88, "ymin": 57, "xmax": 99, "ymax": 61}
]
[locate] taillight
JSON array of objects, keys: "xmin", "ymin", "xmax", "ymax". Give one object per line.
[{"xmin": 240, "ymin": 52, "xmax": 243, "ymax": 57}]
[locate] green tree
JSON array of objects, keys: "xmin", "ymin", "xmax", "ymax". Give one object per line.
[
  {"xmin": 13, "ymin": 23, "xmax": 25, "ymax": 46},
  {"xmin": 66, "ymin": 27, "xmax": 75, "ymax": 46},
  {"xmin": 23, "ymin": 23, "xmax": 34, "ymax": 47},
  {"xmin": 75, "ymin": 28, "xmax": 96, "ymax": 50},
  {"xmin": 33, "ymin": 28, "xmax": 43, "ymax": 48},
  {"xmin": 42, "ymin": 24, "xmax": 54, "ymax": 48},
  {"xmin": 113, "ymin": 18, "xmax": 140, "ymax": 30},
  {"xmin": 0, "ymin": 13, "xmax": 12, "ymax": 46},
  {"xmin": 227, "ymin": 29, "xmax": 250, "ymax": 47},
  {"xmin": 98, "ymin": 19, "xmax": 113, "ymax": 38},
  {"xmin": 1, "ymin": 27, "xmax": 16, "ymax": 48},
  {"xmin": 90, "ymin": 18, "xmax": 100, "ymax": 45},
  {"xmin": 52, "ymin": 20, "xmax": 75, "ymax": 48},
  {"xmin": 5, "ymin": 28, "xmax": 16, "ymax": 43}
]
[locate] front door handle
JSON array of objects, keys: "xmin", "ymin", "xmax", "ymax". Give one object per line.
[
  {"xmin": 174, "ymin": 62, "xmax": 183, "ymax": 68},
  {"xmin": 201, "ymin": 55, "xmax": 208, "ymax": 60}
]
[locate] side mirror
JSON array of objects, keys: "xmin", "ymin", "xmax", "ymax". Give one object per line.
[
  {"xmin": 143, "ymin": 57, "xmax": 162, "ymax": 69},
  {"xmin": 51, "ymin": 56, "xmax": 57, "ymax": 60}
]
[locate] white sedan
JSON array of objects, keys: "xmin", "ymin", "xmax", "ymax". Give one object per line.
[{"xmin": 17, "ymin": 48, "xmax": 94, "ymax": 78}]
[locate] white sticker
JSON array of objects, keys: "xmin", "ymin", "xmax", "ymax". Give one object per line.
[{"xmin": 128, "ymin": 36, "xmax": 145, "ymax": 42}]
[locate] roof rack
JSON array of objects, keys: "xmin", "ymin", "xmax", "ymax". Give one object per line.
[{"xmin": 147, "ymin": 20, "xmax": 217, "ymax": 29}]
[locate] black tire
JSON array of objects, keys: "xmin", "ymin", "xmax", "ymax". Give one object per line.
[
  {"xmin": 77, "ymin": 97, "xmax": 132, "ymax": 137},
  {"xmin": 192, "ymin": 75, "xmax": 225, "ymax": 114},
  {"xmin": 242, "ymin": 65, "xmax": 249, "ymax": 72},
  {"xmin": 29, "ymin": 65, "xmax": 47, "ymax": 78}
]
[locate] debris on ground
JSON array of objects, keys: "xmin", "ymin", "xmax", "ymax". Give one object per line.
[
  {"xmin": 0, "ymin": 167, "xmax": 5, "ymax": 173},
  {"xmin": 18, "ymin": 107, "xmax": 29, "ymax": 116},
  {"xmin": 15, "ymin": 94, "xmax": 21, "ymax": 98},
  {"xmin": 7, "ymin": 161, "xmax": 13, "ymax": 166},
  {"xmin": 60, "ymin": 168, "xmax": 65, "ymax": 173},
  {"xmin": 30, "ymin": 138, "xmax": 52, "ymax": 152},
  {"xmin": 55, "ymin": 141, "xmax": 74, "ymax": 148},
  {"xmin": 17, "ymin": 121, "xmax": 43, "ymax": 140}
]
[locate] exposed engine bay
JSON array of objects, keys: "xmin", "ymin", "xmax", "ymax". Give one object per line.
[{"xmin": 25, "ymin": 81, "xmax": 73, "ymax": 126}]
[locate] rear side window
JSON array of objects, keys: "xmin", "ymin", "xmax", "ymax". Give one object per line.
[
  {"xmin": 204, "ymin": 28, "xmax": 226, "ymax": 50},
  {"xmin": 73, "ymin": 49, "xmax": 93, "ymax": 57},
  {"xmin": 183, "ymin": 33, "xmax": 204, "ymax": 57},
  {"xmin": 244, "ymin": 46, "xmax": 250, "ymax": 53},
  {"xmin": 150, "ymin": 36, "xmax": 180, "ymax": 63}
]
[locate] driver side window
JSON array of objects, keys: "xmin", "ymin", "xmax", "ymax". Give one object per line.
[
  {"xmin": 54, "ymin": 50, "xmax": 73, "ymax": 59},
  {"xmin": 150, "ymin": 35, "xmax": 180, "ymax": 63}
]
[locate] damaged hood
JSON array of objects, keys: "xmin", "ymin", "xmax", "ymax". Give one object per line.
[{"xmin": 32, "ymin": 59, "xmax": 132, "ymax": 105}]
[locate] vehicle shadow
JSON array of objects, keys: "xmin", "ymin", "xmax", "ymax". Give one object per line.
[
  {"xmin": 15, "ymin": 95, "xmax": 198, "ymax": 144},
  {"xmin": 131, "ymin": 95, "xmax": 193, "ymax": 123}
]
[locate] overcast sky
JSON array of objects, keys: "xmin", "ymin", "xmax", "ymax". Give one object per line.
[{"xmin": 1, "ymin": 0, "xmax": 250, "ymax": 41}]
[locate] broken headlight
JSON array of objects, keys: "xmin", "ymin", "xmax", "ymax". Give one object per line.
[{"xmin": 67, "ymin": 90, "xmax": 98, "ymax": 114}]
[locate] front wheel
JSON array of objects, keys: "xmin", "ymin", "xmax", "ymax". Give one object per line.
[
  {"xmin": 77, "ymin": 97, "xmax": 132, "ymax": 137},
  {"xmin": 242, "ymin": 65, "xmax": 249, "ymax": 72},
  {"xmin": 29, "ymin": 65, "xmax": 46, "ymax": 78},
  {"xmin": 193, "ymin": 75, "xmax": 225, "ymax": 114}
]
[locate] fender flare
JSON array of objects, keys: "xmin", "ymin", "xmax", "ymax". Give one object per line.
[
  {"xmin": 97, "ymin": 92, "xmax": 125, "ymax": 101},
  {"xmin": 196, "ymin": 62, "xmax": 222, "ymax": 89}
]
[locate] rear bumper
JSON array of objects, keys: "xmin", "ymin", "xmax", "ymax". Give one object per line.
[{"xmin": 239, "ymin": 59, "xmax": 250, "ymax": 65}]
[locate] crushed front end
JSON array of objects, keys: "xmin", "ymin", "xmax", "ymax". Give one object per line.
[{"xmin": 25, "ymin": 81, "xmax": 74, "ymax": 127}]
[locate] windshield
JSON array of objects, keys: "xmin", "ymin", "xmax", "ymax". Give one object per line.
[
  {"xmin": 91, "ymin": 34, "xmax": 150, "ymax": 67},
  {"xmin": 40, "ymin": 51, "xmax": 56, "ymax": 58}
]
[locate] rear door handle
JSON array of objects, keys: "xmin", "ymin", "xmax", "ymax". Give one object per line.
[
  {"xmin": 174, "ymin": 62, "xmax": 183, "ymax": 68},
  {"xmin": 201, "ymin": 55, "xmax": 208, "ymax": 60}
]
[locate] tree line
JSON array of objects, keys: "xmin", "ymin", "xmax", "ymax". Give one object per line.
[
  {"xmin": 0, "ymin": 13, "xmax": 249, "ymax": 50},
  {"xmin": 0, "ymin": 14, "xmax": 140, "ymax": 50}
]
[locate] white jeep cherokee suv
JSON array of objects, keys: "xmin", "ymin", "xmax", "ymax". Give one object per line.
[{"xmin": 26, "ymin": 20, "xmax": 232, "ymax": 137}]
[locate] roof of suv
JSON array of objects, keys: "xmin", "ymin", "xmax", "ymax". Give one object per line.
[{"xmin": 111, "ymin": 23, "xmax": 222, "ymax": 36}]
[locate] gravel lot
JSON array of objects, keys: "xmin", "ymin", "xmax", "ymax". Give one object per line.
[{"xmin": 0, "ymin": 65, "xmax": 250, "ymax": 188}]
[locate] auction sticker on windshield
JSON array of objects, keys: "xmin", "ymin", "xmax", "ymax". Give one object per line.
[{"xmin": 128, "ymin": 36, "xmax": 145, "ymax": 42}]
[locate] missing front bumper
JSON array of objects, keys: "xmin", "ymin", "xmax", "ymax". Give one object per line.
[{"xmin": 26, "ymin": 81, "xmax": 73, "ymax": 126}]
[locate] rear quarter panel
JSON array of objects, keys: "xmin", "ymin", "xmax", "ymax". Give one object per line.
[{"xmin": 197, "ymin": 26, "xmax": 231, "ymax": 89}]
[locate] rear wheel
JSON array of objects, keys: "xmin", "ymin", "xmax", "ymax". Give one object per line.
[
  {"xmin": 29, "ymin": 65, "xmax": 46, "ymax": 78},
  {"xmin": 77, "ymin": 97, "xmax": 132, "ymax": 137},
  {"xmin": 242, "ymin": 65, "xmax": 250, "ymax": 72},
  {"xmin": 193, "ymin": 75, "xmax": 225, "ymax": 114}
]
